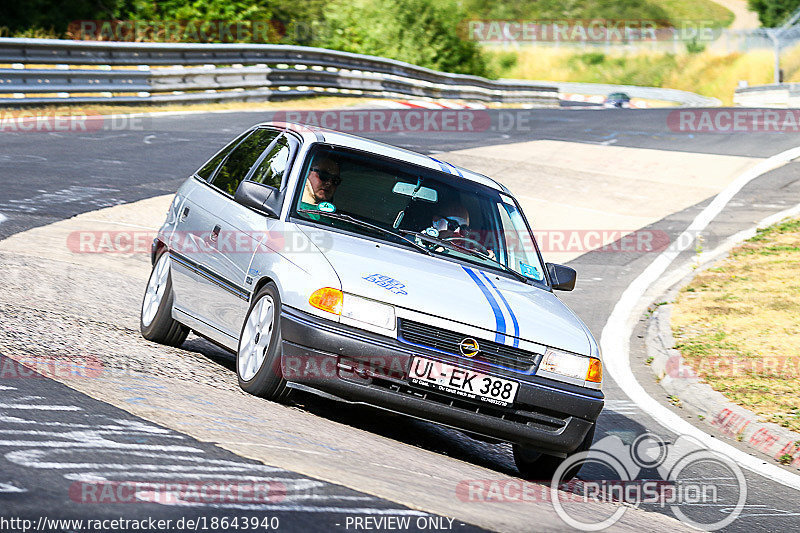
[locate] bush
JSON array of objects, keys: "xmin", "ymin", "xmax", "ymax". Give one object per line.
[
  {"xmin": 0, "ymin": 0, "xmax": 121, "ymax": 36},
  {"xmin": 318, "ymin": 0, "xmax": 493, "ymax": 77},
  {"xmin": 748, "ymin": 0, "xmax": 800, "ymax": 27},
  {"xmin": 686, "ymin": 38, "xmax": 707, "ymax": 54}
]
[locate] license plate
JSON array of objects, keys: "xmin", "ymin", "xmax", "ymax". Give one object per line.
[{"xmin": 408, "ymin": 356, "xmax": 518, "ymax": 407}]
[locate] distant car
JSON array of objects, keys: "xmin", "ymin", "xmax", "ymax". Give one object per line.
[
  {"xmin": 141, "ymin": 122, "xmax": 604, "ymax": 480},
  {"xmin": 604, "ymin": 92, "xmax": 631, "ymax": 108}
]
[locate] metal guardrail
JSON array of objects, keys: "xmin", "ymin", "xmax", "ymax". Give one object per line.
[
  {"xmin": 0, "ymin": 38, "xmax": 560, "ymax": 106},
  {"xmin": 733, "ymin": 83, "xmax": 800, "ymax": 107},
  {"xmin": 537, "ymin": 81, "xmax": 721, "ymax": 107}
]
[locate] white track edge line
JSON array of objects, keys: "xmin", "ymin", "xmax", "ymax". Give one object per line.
[{"xmin": 600, "ymin": 145, "xmax": 800, "ymax": 492}]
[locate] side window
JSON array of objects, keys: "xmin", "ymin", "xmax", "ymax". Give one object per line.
[
  {"xmin": 195, "ymin": 130, "xmax": 251, "ymax": 181},
  {"xmin": 249, "ymin": 136, "xmax": 292, "ymax": 189},
  {"xmin": 210, "ymin": 129, "xmax": 279, "ymax": 196}
]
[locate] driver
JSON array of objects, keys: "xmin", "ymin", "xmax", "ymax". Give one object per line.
[
  {"xmin": 427, "ymin": 202, "xmax": 495, "ymax": 259},
  {"xmin": 429, "ymin": 202, "xmax": 470, "ymax": 239},
  {"xmin": 301, "ymin": 157, "xmax": 341, "ymax": 208}
]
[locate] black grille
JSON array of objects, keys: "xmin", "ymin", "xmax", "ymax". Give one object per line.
[{"xmin": 398, "ymin": 319, "xmax": 541, "ymax": 373}]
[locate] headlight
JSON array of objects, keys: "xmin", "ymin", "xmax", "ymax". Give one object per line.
[
  {"xmin": 539, "ymin": 348, "xmax": 602, "ymax": 386},
  {"xmin": 342, "ymin": 293, "xmax": 396, "ymax": 330},
  {"xmin": 309, "ymin": 288, "xmax": 395, "ymax": 331}
]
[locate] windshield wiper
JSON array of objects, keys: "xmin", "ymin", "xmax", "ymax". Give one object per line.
[
  {"xmin": 298, "ymin": 209, "xmax": 432, "ymax": 256},
  {"xmin": 398, "ymin": 229, "xmax": 531, "ymax": 283}
]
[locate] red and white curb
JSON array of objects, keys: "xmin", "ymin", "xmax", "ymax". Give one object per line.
[{"xmin": 368, "ymin": 99, "xmax": 487, "ymax": 110}]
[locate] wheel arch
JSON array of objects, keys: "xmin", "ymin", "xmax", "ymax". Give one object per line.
[
  {"xmin": 151, "ymin": 238, "xmax": 168, "ymax": 266},
  {"xmin": 251, "ymin": 275, "xmax": 278, "ymax": 303}
]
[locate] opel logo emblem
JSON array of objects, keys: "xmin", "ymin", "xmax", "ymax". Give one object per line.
[{"xmin": 459, "ymin": 338, "xmax": 480, "ymax": 357}]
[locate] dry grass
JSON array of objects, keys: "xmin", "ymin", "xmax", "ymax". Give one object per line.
[
  {"xmin": 671, "ymin": 217, "xmax": 800, "ymax": 432},
  {"xmin": 492, "ymin": 45, "xmax": 789, "ymax": 105}
]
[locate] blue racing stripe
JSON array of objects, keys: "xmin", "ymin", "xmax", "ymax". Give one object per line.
[
  {"xmin": 445, "ymin": 162, "xmax": 463, "ymax": 177},
  {"xmin": 462, "ymin": 266, "xmax": 505, "ymax": 343},
  {"xmin": 480, "ymin": 271, "xmax": 520, "ymax": 348},
  {"xmin": 429, "ymin": 157, "xmax": 453, "ymax": 175}
]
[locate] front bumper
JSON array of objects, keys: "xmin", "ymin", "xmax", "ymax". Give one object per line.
[{"xmin": 280, "ymin": 306, "xmax": 603, "ymax": 455}]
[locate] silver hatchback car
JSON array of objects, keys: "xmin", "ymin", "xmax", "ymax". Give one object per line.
[{"xmin": 141, "ymin": 122, "xmax": 604, "ymax": 479}]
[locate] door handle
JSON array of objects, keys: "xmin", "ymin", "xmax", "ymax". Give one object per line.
[
  {"xmin": 180, "ymin": 206, "xmax": 190, "ymax": 221},
  {"xmin": 209, "ymin": 224, "xmax": 221, "ymax": 243}
]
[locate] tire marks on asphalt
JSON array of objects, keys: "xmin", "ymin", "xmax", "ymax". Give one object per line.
[
  {"xmin": 0, "ymin": 186, "xmax": 124, "ymax": 215},
  {"xmin": 0, "ymin": 357, "xmax": 448, "ymax": 527}
]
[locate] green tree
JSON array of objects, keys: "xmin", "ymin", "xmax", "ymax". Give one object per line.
[
  {"xmin": 320, "ymin": 0, "xmax": 491, "ymax": 76},
  {"xmin": 0, "ymin": 0, "xmax": 122, "ymax": 35},
  {"xmin": 748, "ymin": 0, "xmax": 800, "ymax": 27}
]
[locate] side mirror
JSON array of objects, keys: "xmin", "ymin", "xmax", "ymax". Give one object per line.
[
  {"xmin": 546, "ymin": 263, "xmax": 577, "ymax": 291},
  {"xmin": 234, "ymin": 180, "xmax": 281, "ymax": 218}
]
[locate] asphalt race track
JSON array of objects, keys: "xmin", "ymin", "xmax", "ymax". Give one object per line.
[{"xmin": 1, "ymin": 105, "xmax": 799, "ymax": 531}]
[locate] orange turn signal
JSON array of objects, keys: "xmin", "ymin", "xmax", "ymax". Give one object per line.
[
  {"xmin": 586, "ymin": 358, "xmax": 603, "ymax": 383},
  {"xmin": 309, "ymin": 287, "xmax": 343, "ymax": 315}
]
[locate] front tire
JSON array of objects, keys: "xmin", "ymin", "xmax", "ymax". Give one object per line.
[
  {"xmin": 237, "ymin": 283, "xmax": 290, "ymax": 401},
  {"xmin": 140, "ymin": 250, "xmax": 189, "ymax": 347},
  {"xmin": 513, "ymin": 425, "xmax": 596, "ymax": 481}
]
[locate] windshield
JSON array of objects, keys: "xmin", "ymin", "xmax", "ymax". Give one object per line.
[{"xmin": 293, "ymin": 144, "xmax": 547, "ymax": 284}]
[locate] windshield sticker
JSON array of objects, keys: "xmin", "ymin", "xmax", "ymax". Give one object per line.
[
  {"xmin": 519, "ymin": 262, "xmax": 543, "ymax": 281},
  {"xmin": 363, "ymin": 274, "xmax": 408, "ymax": 296},
  {"xmin": 318, "ymin": 202, "xmax": 336, "ymax": 213},
  {"xmin": 424, "ymin": 227, "xmax": 440, "ymax": 238}
]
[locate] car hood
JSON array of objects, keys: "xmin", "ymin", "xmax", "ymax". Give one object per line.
[{"xmin": 300, "ymin": 227, "xmax": 591, "ymax": 355}]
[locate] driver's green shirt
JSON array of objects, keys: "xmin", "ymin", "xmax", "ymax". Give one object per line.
[{"xmin": 298, "ymin": 200, "xmax": 321, "ymax": 221}]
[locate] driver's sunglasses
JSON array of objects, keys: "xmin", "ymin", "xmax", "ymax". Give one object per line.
[
  {"xmin": 435, "ymin": 216, "xmax": 469, "ymax": 233},
  {"xmin": 311, "ymin": 167, "xmax": 342, "ymax": 186}
]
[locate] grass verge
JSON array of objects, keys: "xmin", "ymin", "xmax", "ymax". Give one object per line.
[
  {"xmin": 490, "ymin": 46, "xmax": 787, "ymax": 105},
  {"xmin": 671, "ymin": 217, "xmax": 800, "ymax": 433}
]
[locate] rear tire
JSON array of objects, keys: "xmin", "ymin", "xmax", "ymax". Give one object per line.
[
  {"xmin": 236, "ymin": 283, "xmax": 290, "ymax": 401},
  {"xmin": 140, "ymin": 250, "xmax": 188, "ymax": 347},
  {"xmin": 513, "ymin": 425, "xmax": 596, "ymax": 481}
]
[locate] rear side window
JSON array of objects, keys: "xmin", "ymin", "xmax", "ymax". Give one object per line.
[
  {"xmin": 210, "ymin": 129, "xmax": 279, "ymax": 196},
  {"xmin": 249, "ymin": 136, "xmax": 292, "ymax": 189},
  {"xmin": 195, "ymin": 130, "xmax": 250, "ymax": 181}
]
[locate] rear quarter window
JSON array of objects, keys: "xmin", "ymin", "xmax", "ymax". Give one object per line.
[
  {"xmin": 195, "ymin": 130, "xmax": 251, "ymax": 181},
  {"xmin": 210, "ymin": 128, "xmax": 279, "ymax": 196}
]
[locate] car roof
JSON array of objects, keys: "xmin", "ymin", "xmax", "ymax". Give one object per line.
[{"xmin": 259, "ymin": 121, "xmax": 510, "ymax": 193}]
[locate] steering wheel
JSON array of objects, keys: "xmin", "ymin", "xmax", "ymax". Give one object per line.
[{"xmin": 444, "ymin": 236, "xmax": 490, "ymax": 256}]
